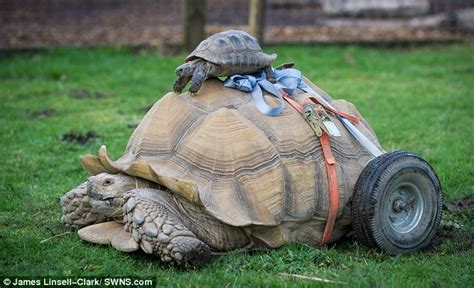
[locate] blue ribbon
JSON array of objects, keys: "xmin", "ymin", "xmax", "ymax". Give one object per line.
[
  {"xmin": 224, "ymin": 68, "xmax": 323, "ymax": 116},
  {"xmin": 274, "ymin": 68, "xmax": 307, "ymax": 96},
  {"xmin": 224, "ymin": 70, "xmax": 284, "ymax": 116},
  {"xmin": 274, "ymin": 68, "xmax": 324, "ymax": 99}
]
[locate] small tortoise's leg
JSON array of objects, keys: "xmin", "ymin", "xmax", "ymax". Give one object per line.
[
  {"xmin": 205, "ymin": 62, "xmax": 222, "ymax": 78},
  {"xmin": 189, "ymin": 61, "xmax": 209, "ymax": 94},
  {"xmin": 60, "ymin": 182, "xmax": 109, "ymax": 229},
  {"xmin": 123, "ymin": 188, "xmax": 211, "ymax": 267},
  {"xmin": 173, "ymin": 75, "xmax": 192, "ymax": 93},
  {"xmin": 263, "ymin": 65, "xmax": 276, "ymax": 83}
]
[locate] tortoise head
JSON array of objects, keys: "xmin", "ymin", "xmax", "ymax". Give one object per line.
[
  {"xmin": 175, "ymin": 60, "xmax": 198, "ymax": 77},
  {"xmin": 87, "ymin": 173, "xmax": 138, "ymax": 217}
]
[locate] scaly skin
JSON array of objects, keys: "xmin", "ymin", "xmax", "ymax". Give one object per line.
[
  {"xmin": 174, "ymin": 59, "xmax": 223, "ymax": 94},
  {"xmin": 123, "ymin": 188, "xmax": 212, "ymax": 266},
  {"xmin": 63, "ymin": 173, "xmax": 249, "ymax": 266},
  {"xmin": 60, "ymin": 182, "xmax": 109, "ymax": 229},
  {"xmin": 173, "ymin": 75, "xmax": 192, "ymax": 93},
  {"xmin": 188, "ymin": 61, "xmax": 208, "ymax": 94},
  {"xmin": 263, "ymin": 65, "xmax": 276, "ymax": 83},
  {"xmin": 60, "ymin": 173, "xmax": 157, "ymax": 228},
  {"xmin": 174, "ymin": 59, "xmax": 199, "ymax": 93}
]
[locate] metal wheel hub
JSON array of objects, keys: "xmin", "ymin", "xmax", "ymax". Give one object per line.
[{"xmin": 386, "ymin": 182, "xmax": 424, "ymax": 234}]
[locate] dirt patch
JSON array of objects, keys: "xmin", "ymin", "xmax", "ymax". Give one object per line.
[
  {"xmin": 431, "ymin": 195, "xmax": 474, "ymax": 253},
  {"xmin": 94, "ymin": 92, "xmax": 107, "ymax": 99},
  {"xmin": 27, "ymin": 108, "xmax": 56, "ymax": 118},
  {"xmin": 443, "ymin": 195, "xmax": 474, "ymax": 214},
  {"xmin": 69, "ymin": 88, "xmax": 107, "ymax": 100},
  {"xmin": 432, "ymin": 223, "xmax": 473, "ymax": 253},
  {"xmin": 61, "ymin": 131, "xmax": 99, "ymax": 145}
]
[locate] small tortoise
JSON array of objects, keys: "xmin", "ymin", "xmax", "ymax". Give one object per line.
[
  {"xmin": 61, "ymin": 79, "xmax": 442, "ymax": 266},
  {"xmin": 173, "ymin": 30, "xmax": 277, "ymax": 94}
]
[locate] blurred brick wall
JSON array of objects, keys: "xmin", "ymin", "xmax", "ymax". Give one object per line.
[{"xmin": 0, "ymin": 0, "xmax": 472, "ymax": 48}]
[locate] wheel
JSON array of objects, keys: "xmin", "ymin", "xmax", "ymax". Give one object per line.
[{"xmin": 351, "ymin": 151, "xmax": 443, "ymax": 254}]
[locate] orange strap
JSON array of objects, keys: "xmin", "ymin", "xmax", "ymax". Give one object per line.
[
  {"xmin": 319, "ymin": 133, "xmax": 339, "ymax": 245},
  {"xmin": 282, "ymin": 92, "xmax": 359, "ymax": 124},
  {"xmin": 282, "ymin": 90, "xmax": 339, "ymax": 245},
  {"xmin": 303, "ymin": 95, "xmax": 360, "ymax": 124},
  {"xmin": 283, "ymin": 94, "xmax": 302, "ymax": 113}
]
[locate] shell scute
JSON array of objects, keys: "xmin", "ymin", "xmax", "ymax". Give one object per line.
[{"xmin": 175, "ymin": 107, "xmax": 277, "ymax": 175}]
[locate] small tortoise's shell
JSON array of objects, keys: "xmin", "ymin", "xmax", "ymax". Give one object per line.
[
  {"xmin": 81, "ymin": 79, "xmax": 381, "ymax": 227},
  {"xmin": 185, "ymin": 30, "xmax": 276, "ymax": 73}
]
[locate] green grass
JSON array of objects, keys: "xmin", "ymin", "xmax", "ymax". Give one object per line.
[{"xmin": 0, "ymin": 44, "xmax": 473, "ymax": 287}]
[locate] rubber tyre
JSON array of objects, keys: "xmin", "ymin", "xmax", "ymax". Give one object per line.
[{"xmin": 351, "ymin": 151, "xmax": 443, "ymax": 254}]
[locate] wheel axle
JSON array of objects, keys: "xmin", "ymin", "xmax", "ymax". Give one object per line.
[{"xmin": 393, "ymin": 198, "xmax": 409, "ymax": 212}]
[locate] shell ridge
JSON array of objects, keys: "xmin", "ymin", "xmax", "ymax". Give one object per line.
[
  {"xmin": 80, "ymin": 154, "xmax": 108, "ymax": 175},
  {"xmin": 116, "ymin": 158, "xmax": 202, "ymax": 204},
  {"xmin": 174, "ymin": 107, "xmax": 279, "ymax": 174},
  {"xmin": 227, "ymin": 109, "xmax": 286, "ymax": 224},
  {"xmin": 170, "ymin": 112, "xmax": 207, "ymax": 156},
  {"xmin": 280, "ymin": 162, "xmax": 292, "ymax": 221},
  {"xmin": 170, "ymin": 145, "xmax": 328, "ymax": 179},
  {"xmin": 234, "ymin": 178, "xmax": 270, "ymax": 225},
  {"xmin": 236, "ymin": 106, "xmax": 279, "ymax": 147},
  {"xmin": 119, "ymin": 94, "xmax": 173, "ymax": 160},
  {"xmin": 203, "ymin": 180, "xmax": 258, "ymax": 226},
  {"xmin": 98, "ymin": 146, "xmax": 123, "ymax": 173}
]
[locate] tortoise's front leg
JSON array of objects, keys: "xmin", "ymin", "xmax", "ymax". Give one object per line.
[
  {"xmin": 60, "ymin": 182, "xmax": 109, "ymax": 229},
  {"xmin": 188, "ymin": 61, "xmax": 209, "ymax": 94},
  {"xmin": 123, "ymin": 188, "xmax": 211, "ymax": 267},
  {"xmin": 264, "ymin": 65, "xmax": 276, "ymax": 83},
  {"xmin": 173, "ymin": 75, "xmax": 192, "ymax": 93}
]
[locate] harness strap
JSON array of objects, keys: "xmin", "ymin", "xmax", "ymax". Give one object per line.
[
  {"xmin": 282, "ymin": 92, "xmax": 359, "ymax": 125},
  {"xmin": 282, "ymin": 90, "xmax": 339, "ymax": 245},
  {"xmin": 319, "ymin": 133, "xmax": 339, "ymax": 245},
  {"xmin": 282, "ymin": 93, "xmax": 303, "ymax": 113},
  {"xmin": 302, "ymin": 95, "xmax": 360, "ymax": 124}
]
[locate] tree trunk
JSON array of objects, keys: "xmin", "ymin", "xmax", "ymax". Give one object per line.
[
  {"xmin": 248, "ymin": 0, "xmax": 266, "ymax": 44},
  {"xmin": 182, "ymin": 0, "xmax": 206, "ymax": 52}
]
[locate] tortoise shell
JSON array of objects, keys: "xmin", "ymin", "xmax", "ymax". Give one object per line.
[
  {"xmin": 185, "ymin": 30, "xmax": 276, "ymax": 74},
  {"xmin": 81, "ymin": 79, "xmax": 381, "ymax": 227}
]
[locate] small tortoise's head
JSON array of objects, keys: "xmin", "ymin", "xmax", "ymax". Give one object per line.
[
  {"xmin": 87, "ymin": 173, "xmax": 138, "ymax": 217},
  {"xmin": 175, "ymin": 61, "xmax": 195, "ymax": 77}
]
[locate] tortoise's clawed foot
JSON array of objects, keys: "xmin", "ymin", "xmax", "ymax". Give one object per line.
[
  {"xmin": 173, "ymin": 79, "xmax": 184, "ymax": 93},
  {"xmin": 168, "ymin": 236, "xmax": 211, "ymax": 266},
  {"xmin": 188, "ymin": 61, "xmax": 207, "ymax": 96},
  {"xmin": 60, "ymin": 182, "xmax": 109, "ymax": 229},
  {"xmin": 123, "ymin": 189, "xmax": 212, "ymax": 267},
  {"xmin": 189, "ymin": 78, "xmax": 204, "ymax": 95},
  {"xmin": 188, "ymin": 85, "xmax": 202, "ymax": 95},
  {"xmin": 173, "ymin": 74, "xmax": 193, "ymax": 94}
]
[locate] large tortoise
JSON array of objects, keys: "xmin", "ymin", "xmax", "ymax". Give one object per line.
[
  {"xmin": 60, "ymin": 79, "xmax": 442, "ymax": 266},
  {"xmin": 173, "ymin": 30, "xmax": 277, "ymax": 94}
]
